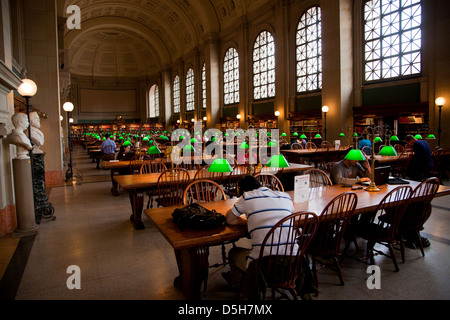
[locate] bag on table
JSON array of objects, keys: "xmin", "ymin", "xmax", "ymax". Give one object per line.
[{"xmin": 172, "ymin": 203, "xmax": 226, "ymax": 231}]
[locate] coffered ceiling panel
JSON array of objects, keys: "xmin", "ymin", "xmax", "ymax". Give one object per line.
[{"xmin": 59, "ymin": 0, "xmax": 272, "ymax": 78}]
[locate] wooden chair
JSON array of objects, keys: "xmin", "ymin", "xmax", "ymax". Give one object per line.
[
  {"xmin": 309, "ymin": 192, "xmax": 358, "ymax": 294},
  {"xmin": 394, "ymin": 144, "xmax": 405, "ymax": 155},
  {"xmin": 397, "ymin": 177, "xmax": 440, "ymax": 262},
  {"xmin": 156, "ymin": 168, "xmax": 191, "ymax": 207},
  {"xmin": 349, "ymin": 186, "xmax": 412, "ymax": 271},
  {"xmin": 304, "ymin": 168, "xmax": 332, "ymax": 187},
  {"xmin": 254, "ymin": 172, "xmax": 284, "ymax": 192},
  {"xmin": 361, "ymin": 146, "xmax": 372, "ymax": 156},
  {"xmin": 255, "ymin": 211, "xmax": 319, "ymax": 300},
  {"xmin": 223, "ymin": 164, "xmax": 247, "ymax": 198},
  {"xmin": 391, "ymin": 153, "xmax": 412, "ymax": 178},
  {"xmin": 176, "ymin": 161, "xmax": 201, "ymax": 171},
  {"xmin": 183, "ymin": 179, "xmax": 229, "ymax": 277},
  {"xmin": 291, "ymin": 143, "xmax": 303, "ymax": 150},
  {"xmin": 305, "ymin": 142, "xmax": 317, "ymax": 151},
  {"xmin": 193, "ymin": 164, "xmax": 224, "ymax": 184},
  {"xmin": 183, "ymin": 179, "xmax": 227, "ymax": 205},
  {"xmin": 429, "ymin": 148, "xmax": 446, "ymax": 181},
  {"xmin": 319, "ymin": 141, "xmax": 332, "ymax": 150},
  {"xmin": 140, "ymin": 160, "xmax": 168, "ymax": 209}
]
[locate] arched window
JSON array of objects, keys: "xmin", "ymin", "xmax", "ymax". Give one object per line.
[
  {"xmin": 173, "ymin": 75, "xmax": 180, "ymax": 114},
  {"xmin": 224, "ymin": 47, "xmax": 239, "ymax": 105},
  {"xmin": 296, "ymin": 6, "xmax": 322, "ymax": 93},
  {"xmin": 149, "ymin": 84, "xmax": 159, "ymax": 118},
  {"xmin": 253, "ymin": 31, "xmax": 275, "ymax": 100},
  {"xmin": 186, "ymin": 68, "xmax": 195, "ymax": 112},
  {"xmin": 364, "ymin": 0, "xmax": 422, "ymax": 82},
  {"xmin": 202, "ymin": 63, "xmax": 207, "ymax": 109}
]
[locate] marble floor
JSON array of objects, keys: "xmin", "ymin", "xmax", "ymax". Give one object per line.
[{"xmin": 1, "ymin": 144, "xmax": 450, "ymax": 301}]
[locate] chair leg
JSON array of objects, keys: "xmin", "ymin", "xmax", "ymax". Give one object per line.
[
  {"xmin": 333, "ymin": 256, "xmax": 344, "ymax": 286},
  {"xmin": 311, "ymin": 255, "xmax": 319, "ymax": 297},
  {"xmin": 388, "ymin": 243, "xmax": 400, "ymax": 272},
  {"xmin": 416, "ymin": 231, "xmax": 425, "ymax": 257},
  {"xmin": 399, "ymin": 235, "xmax": 406, "ymax": 263}
]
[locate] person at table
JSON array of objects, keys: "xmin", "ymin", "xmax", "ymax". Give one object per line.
[
  {"xmin": 405, "ymin": 135, "xmax": 433, "ymax": 181},
  {"xmin": 116, "ymin": 141, "xmax": 134, "ymax": 161},
  {"xmin": 330, "ymin": 153, "xmax": 371, "ymax": 185},
  {"xmin": 358, "ymin": 134, "xmax": 371, "ymax": 150},
  {"xmin": 101, "ymin": 134, "xmax": 117, "ymax": 160},
  {"xmin": 224, "ymin": 175, "xmax": 316, "ymax": 299}
]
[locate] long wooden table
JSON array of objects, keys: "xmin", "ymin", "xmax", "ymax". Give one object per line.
[
  {"xmin": 144, "ymin": 181, "xmax": 450, "ymax": 299},
  {"xmin": 114, "ymin": 163, "xmax": 313, "ymax": 230}
]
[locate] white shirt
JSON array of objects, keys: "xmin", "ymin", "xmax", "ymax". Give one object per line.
[{"xmin": 231, "ymin": 187, "xmax": 295, "ymax": 263}]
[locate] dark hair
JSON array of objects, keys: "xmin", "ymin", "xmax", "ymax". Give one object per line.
[
  {"xmin": 404, "ymin": 135, "xmax": 415, "ymax": 142},
  {"xmin": 237, "ymin": 175, "xmax": 262, "ymax": 196},
  {"xmin": 105, "ymin": 134, "xmax": 111, "ymax": 139}
]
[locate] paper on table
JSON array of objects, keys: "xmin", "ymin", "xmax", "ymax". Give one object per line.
[{"xmin": 294, "ymin": 175, "xmax": 310, "ymax": 203}]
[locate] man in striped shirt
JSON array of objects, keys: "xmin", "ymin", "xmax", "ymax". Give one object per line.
[{"xmin": 224, "ymin": 175, "xmax": 315, "ymax": 299}]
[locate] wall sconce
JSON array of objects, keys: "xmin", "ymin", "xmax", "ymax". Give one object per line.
[{"xmin": 435, "ymin": 97, "xmax": 446, "ymax": 147}]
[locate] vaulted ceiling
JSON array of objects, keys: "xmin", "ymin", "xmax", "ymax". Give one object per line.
[{"xmin": 57, "ymin": 0, "xmax": 273, "ymax": 78}]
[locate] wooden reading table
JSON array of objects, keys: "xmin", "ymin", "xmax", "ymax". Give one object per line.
[
  {"xmin": 144, "ymin": 181, "xmax": 450, "ymax": 299},
  {"xmin": 114, "ymin": 163, "xmax": 313, "ymax": 230}
]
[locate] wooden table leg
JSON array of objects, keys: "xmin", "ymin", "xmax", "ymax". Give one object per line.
[
  {"xmin": 129, "ymin": 189, "xmax": 145, "ymax": 229},
  {"xmin": 110, "ymin": 169, "xmax": 120, "ymax": 196},
  {"xmin": 174, "ymin": 246, "xmax": 209, "ymax": 300}
]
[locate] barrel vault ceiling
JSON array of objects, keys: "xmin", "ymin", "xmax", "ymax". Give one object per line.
[{"xmin": 57, "ymin": 0, "xmax": 274, "ymax": 78}]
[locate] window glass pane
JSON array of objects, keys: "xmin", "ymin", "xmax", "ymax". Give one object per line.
[
  {"xmin": 364, "ymin": 0, "xmax": 422, "ymax": 82},
  {"xmin": 253, "ymin": 31, "xmax": 275, "ymax": 100},
  {"xmin": 223, "ymin": 47, "xmax": 240, "ymax": 105},
  {"xmin": 296, "ymin": 6, "xmax": 322, "ymax": 93},
  {"xmin": 186, "ymin": 68, "xmax": 195, "ymax": 112},
  {"xmin": 173, "ymin": 75, "xmax": 180, "ymax": 114}
]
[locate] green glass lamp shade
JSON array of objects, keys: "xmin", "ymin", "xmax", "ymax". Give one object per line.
[
  {"xmin": 415, "ymin": 134, "xmax": 423, "ymax": 140},
  {"xmin": 267, "ymin": 155, "xmax": 290, "ymax": 168},
  {"xmin": 427, "ymin": 134, "xmax": 436, "ymax": 139},
  {"xmin": 190, "ymin": 138, "xmax": 198, "ymax": 144},
  {"xmin": 300, "ymin": 134, "xmax": 307, "ymax": 139},
  {"xmin": 314, "ymin": 134, "xmax": 322, "ymax": 139},
  {"xmin": 267, "ymin": 141, "xmax": 277, "ymax": 147},
  {"xmin": 211, "ymin": 136, "xmax": 216, "ymax": 142},
  {"xmin": 208, "ymin": 159, "xmax": 233, "ymax": 173},
  {"xmin": 379, "ymin": 145, "xmax": 398, "ymax": 157},
  {"xmin": 179, "ymin": 136, "xmax": 184, "ymax": 141},
  {"xmin": 345, "ymin": 149, "xmax": 366, "ymax": 161},
  {"xmin": 142, "ymin": 137, "xmax": 149, "ymax": 142},
  {"xmin": 267, "ymin": 132, "xmax": 271, "ymax": 136},
  {"xmin": 183, "ymin": 145, "xmax": 195, "ymax": 152},
  {"xmin": 293, "ymin": 132, "xmax": 299, "ymax": 137},
  {"xmin": 102, "ymin": 137, "xmax": 106, "ymax": 141},
  {"xmin": 122, "ymin": 141, "xmax": 132, "ymax": 147},
  {"xmin": 224, "ymin": 133, "xmax": 229, "ymax": 137},
  {"xmin": 163, "ymin": 131, "xmax": 168, "ymax": 134},
  {"xmin": 281, "ymin": 132, "xmax": 287, "ymax": 137},
  {"xmin": 353, "ymin": 133, "xmax": 358, "ymax": 137},
  {"xmin": 147, "ymin": 146, "xmax": 161, "ymax": 154},
  {"xmin": 374, "ymin": 137, "xmax": 383, "ymax": 143},
  {"xmin": 339, "ymin": 133, "xmax": 345, "ymax": 137},
  {"xmin": 239, "ymin": 142, "xmax": 249, "ymax": 149},
  {"xmin": 390, "ymin": 135, "xmax": 400, "ymax": 142}
]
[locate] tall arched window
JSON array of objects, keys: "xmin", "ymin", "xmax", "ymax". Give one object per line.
[
  {"xmin": 202, "ymin": 63, "xmax": 207, "ymax": 109},
  {"xmin": 296, "ymin": 6, "xmax": 322, "ymax": 93},
  {"xmin": 224, "ymin": 47, "xmax": 239, "ymax": 105},
  {"xmin": 186, "ymin": 68, "xmax": 195, "ymax": 112},
  {"xmin": 173, "ymin": 75, "xmax": 180, "ymax": 114},
  {"xmin": 364, "ymin": 0, "xmax": 422, "ymax": 82},
  {"xmin": 253, "ymin": 31, "xmax": 275, "ymax": 100},
  {"xmin": 149, "ymin": 84, "xmax": 159, "ymax": 118}
]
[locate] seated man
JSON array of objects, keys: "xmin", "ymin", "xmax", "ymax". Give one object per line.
[
  {"xmin": 405, "ymin": 134, "xmax": 433, "ymax": 181},
  {"xmin": 224, "ymin": 175, "xmax": 316, "ymax": 299},
  {"xmin": 330, "ymin": 153, "xmax": 371, "ymax": 185},
  {"xmin": 101, "ymin": 134, "xmax": 117, "ymax": 160}
]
